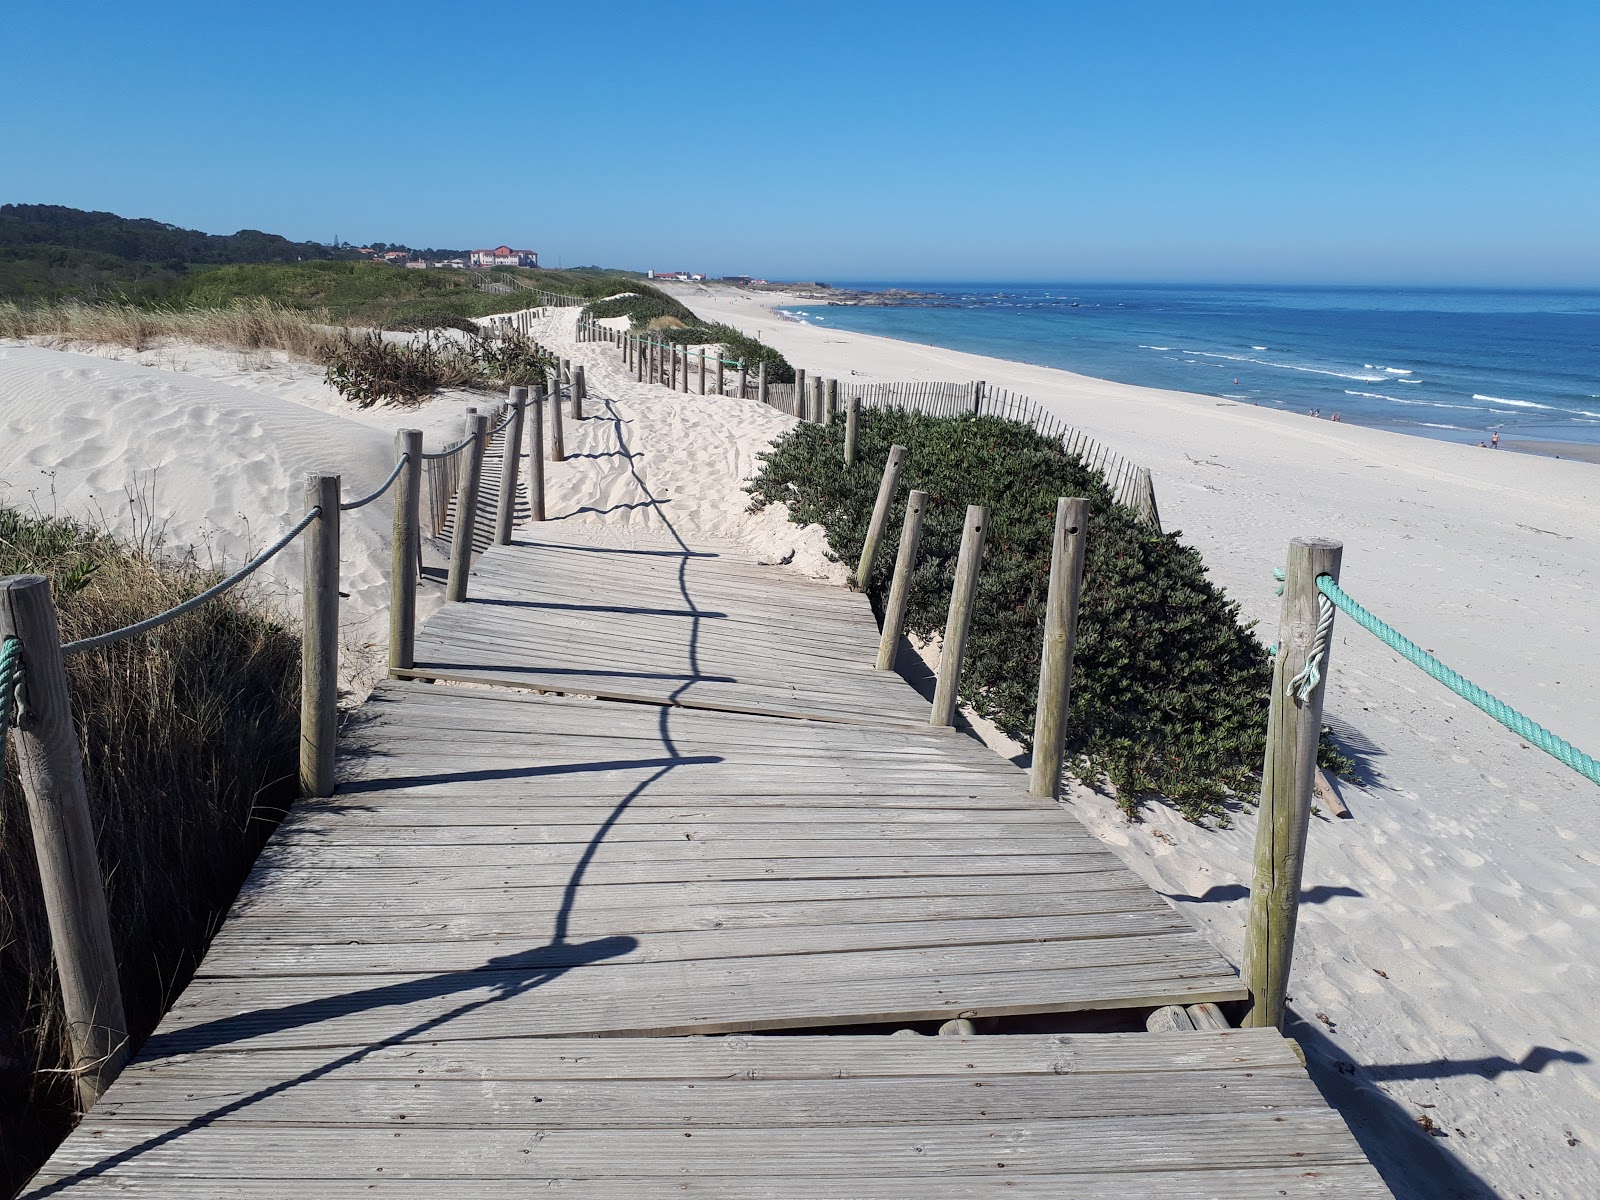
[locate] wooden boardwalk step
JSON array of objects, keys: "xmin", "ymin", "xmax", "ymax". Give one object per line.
[{"xmin": 23, "ymin": 1032, "xmax": 1389, "ymax": 1198}]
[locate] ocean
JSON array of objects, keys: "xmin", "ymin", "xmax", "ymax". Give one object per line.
[{"xmin": 780, "ymin": 284, "xmax": 1600, "ymax": 450}]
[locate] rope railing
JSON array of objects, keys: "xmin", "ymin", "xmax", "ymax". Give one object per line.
[
  {"xmin": 59, "ymin": 508, "xmax": 323, "ymax": 656},
  {"xmin": 0, "ymin": 634, "xmax": 22, "ymax": 743},
  {"xmin": 339, "ymin": 455, "xmax": 409, "ymax": 511},
  {"xmin": 421, "ymin": 433, "xmax": 476, "ymax": 461},
  {"xmin": 1315, "ymin": 575, "xmax": 1599, "ymax": 786}
]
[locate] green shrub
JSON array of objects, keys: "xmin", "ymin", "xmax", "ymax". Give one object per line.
[
  {"xmin": 321, "ymin": 331, "xmax": 474, "ymax": 406},
  {"xmin": 0, "ymin": 507, "xmax": 299, "ymax": 1194},
  {"xmin": 656, "ymin": 320, "xmax": 793, "ymax": 384},
  {"xmin": 474, "ymin": 329, "xmax": 556, "ymax": 389},
  {"xmin": 320, "ymin": 329, "xmax": 555, "ymax": 406},
  {"xmin": 746, "ymin": 409, "xmax": 1274, "ymax": 823}
]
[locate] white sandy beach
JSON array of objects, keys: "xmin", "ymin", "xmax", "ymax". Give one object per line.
[{"xmin": 3, "ymin": 297, "xmax": 1598, "ymax": 1199}]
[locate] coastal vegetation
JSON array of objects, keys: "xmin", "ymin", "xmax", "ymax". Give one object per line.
[
  {"xmin": 582, "ymin": 291, "xmax": 793, "ymax": 382},
  {"xmin": 748, "ymin": 408, "xmax": 1309, "ymax": 823},
  {"xmin": 0, "ymin": 505, "xmax": 300, "ymax": 1194}
]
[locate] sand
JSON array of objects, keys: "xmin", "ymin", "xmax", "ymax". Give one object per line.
[{"xmin": 4, "ymin": 297, "xmax": 1598, "ymax": 1198}]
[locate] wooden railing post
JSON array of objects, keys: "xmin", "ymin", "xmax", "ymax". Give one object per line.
[
  {"xmin": 844, "ymin": 395, "xmax": 861, "ymax": 466},
  {"xmin": 931, "ymin": 505, "xmax": 989, "ymax": 727},
  {"xmin": 973, "ymin": 380, "xmax": 986, "ymax": 415},
  {"xmin": 795, "ymin": 368, "xmax": 807, "ymax": 420},
  {"xmin": 1243, "ymin": 536, "xmax": 1343, "ymax": 1030},
  {"xmin": 388, "ymin": 429, "xmax": 423, "ymax": 673},
  {"xmin": 572, "ymin": 366, "xmax": 586, "ymax": 421},
  {"xmin": 527, "ymin": 385, "xmax": 547, "ymax": 521},
  {"xmin": 757, "ymin": 361, "xmax": 768, "ymax": 406},
  {"xmin": 1028, "ymin": 497, "xmax": 1088, "ymax": 797},
  {"xmin": 698, "ymin": 348, "xmax": 707, "ymax": 395},
  {"xmin": 680, "ymin": 345, "xmax": 690, "ymax": 393},
  {"xmin": 715, "ymin": 354, "xmax": 724, "ymax": 396},
  {"xmin": 826, "ymin": 378, "xmax": 838, "ymax": 424},
  {"xmin": 874, "ymin": 489, "xmax": 927, "ymax": 670},
  {"xmin": 445, "ymin": 415, "xmax": 488, "ymax": 603},
  {"xmin": 493, "ymin": 387, "xmax": 527, "ymax": 546},
  {"xmin": 854, "ymin": 443, "xmax": 908, "ymax": 587},
  {"xmin": 0, "ymin": 575, "xmax": 130, "ymax": 1108},
  {"xmin": 301, "ymin": 472, "xmax": 341, "ymax": 798},
  {"xmin": 546, "ymin": 367, "xmax": 566, "ymax": 462}
]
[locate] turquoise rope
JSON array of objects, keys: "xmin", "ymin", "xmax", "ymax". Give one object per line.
[
  {"xmin": 1317, "ymin": 575, "xmax": 1600, "ymax": 786},
  {"xmin": 0, "ymin": 635, "xmax": 22, "ymax": 743}
]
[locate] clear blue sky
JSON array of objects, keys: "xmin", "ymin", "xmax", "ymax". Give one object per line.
[{"xmin": 5, "ymin": 0, "xmax": 1597, "ymax": 286}]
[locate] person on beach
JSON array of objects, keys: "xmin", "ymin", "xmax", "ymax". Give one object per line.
[{"xmin": 1491, "ymin": 431, "xmax": 1500, "ymax": 448}]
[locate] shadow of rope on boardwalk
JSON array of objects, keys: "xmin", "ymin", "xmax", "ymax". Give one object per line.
[{"xmin": 31, "ymin": 381, "xmax": 729, "ymax": 1191}]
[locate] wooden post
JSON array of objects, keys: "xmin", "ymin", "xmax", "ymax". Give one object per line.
[
  {"xmin": 874, "ymin": 489, "xmax": 927, "ymax": 670},
  {"xmin": 680, "ymin": 345, "xmax": 690, "ymax": 393},
  {"xmin": 844, "ymin": 395, "xmax": 861, "ymax": 466},
  {"xmin": 546, "ymin": 367, "xmax": 566, "ymax": 462},
  {"xmin": 826, "ymin": 378, "xmax": 838, "ymax": 424},
  {"xmin": 527, "ymin": 385, "xmax": 546, "ymax": 521},
  {"xmin": 0, "ymin": 575, "xmax": 130, "ymax": 1108},
  {"xmin": 493, "ymin": 387, "xmax": 526, "ymax": 546},
  {"xmin": 757, "ymin": 361, "xmax": 768, "ymax": 406},
  {"xmin": 560, "ymin": 356, "xmax": 571, "ymax": 387},
  {"xmin": 1243, "ymin": 536, "xmax": 1343, "ymax": 1030},
  {"xmin": 715, "ymin": 354, "xmax": 724, "ymax": 396},
  {"xmin": 795, "ymin": 368, "xmax": 807, "ymax": 420},
  {"xmin": 1028, "ymin": 497, "xmax": 1088, "ymax": 797},
  {"xmin": 931, "ymin": 505, "xmax": 989, "ymax": 727},
  {"xmin": 698, "ymin": 349, "xmax": 706, "ymax": 395},
  {"xmin": 572, "ymin": 366, "xmax": 586, "ymax": 421},
  {"xmin": 973, "ymin": 380, "xmax": 986, "ymax": 415},
  {"xmin": 301, "ymin": 472, "xmax": 340, "ymax": 799},
  {"xmin": 388, "ymin": 429, "xmax": 423, "ymax": 673},
  {"xmin": 854, "ymin": 443, "xmax": 908, "ymax": 587},
  {"xmin": 445, "ymin": 415, "xmax": 489, "ymax": 603}
]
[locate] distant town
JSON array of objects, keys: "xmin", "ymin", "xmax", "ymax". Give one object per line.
[{"xmin": 344, "ymin": 244, "xmax": 769, "ymax": 286}]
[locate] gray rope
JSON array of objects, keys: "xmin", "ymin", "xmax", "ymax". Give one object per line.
[
  {"xmin": 61, "ymin": 507, "xmax": 322, "ymax": 655},
  {"xmin": 339, "ymin": 454, "xmax": 409, "ymax": 511},
  {"xmin": 421, "ymin": 433, "xmax": 474, "ymax": 461}
]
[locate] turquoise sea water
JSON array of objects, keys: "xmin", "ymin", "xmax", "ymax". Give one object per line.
[{"xmin": 781, "ymin": 284, "xmax": 1600, "ymax": 449}]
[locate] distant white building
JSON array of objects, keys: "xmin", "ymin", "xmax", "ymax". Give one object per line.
[
  {"xmin": 470, "ymin": 245, "xmax": 539, "ymax": 268},
  {"xmin": 647, "ymin": 269, "xmax": 704, "ymax": 282}
]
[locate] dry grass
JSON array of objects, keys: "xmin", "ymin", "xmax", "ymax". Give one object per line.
[
  {"xmin": 0, "ymin": 297, "xmax": 337, "ymax": 360},
  {"xmin": 0, "ymin": 505, "xmax": 299, "ymax": 1194}
]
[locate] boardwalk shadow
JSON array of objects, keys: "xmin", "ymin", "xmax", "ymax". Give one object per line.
[
  {"xmin": 1163, "ymin": 883, "xmax": 1364, "ymax": 904},
  {"xmin": 31, "ymin": 389, "xmax": 733, "ymax": 1193},
  {"xmin": 472, "ymin": 597, "xmax": 727, "ymax": 619}
]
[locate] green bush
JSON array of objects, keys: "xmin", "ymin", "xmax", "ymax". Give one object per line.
[
  {"xmin": 322, "ymin": 331, "xmax": 474, "ymax": 406},
  {"xmin": 657, "ymin": 320, "xmax": 793, "ymax": 384},
  {"xmin": 320, "ymin": 329, "xmax": 555, "ymax": 406},
  {"xmin": 746, "ymin": 409, "xmax": 1274, "ymax": 823}
]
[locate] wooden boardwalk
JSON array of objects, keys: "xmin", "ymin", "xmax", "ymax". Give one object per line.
[
  {"xmin": 24, "ymin": 517, "xmax": 1388, "ymax": 1196},
  {"xmin": 403, "ymin": 522, "xmax": 932, "ymax": 726}
]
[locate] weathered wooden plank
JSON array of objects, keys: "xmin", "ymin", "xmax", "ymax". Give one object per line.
[
  {"xmin": 104, "ymin": 1030, "xmax": 1307, "ymax": 1082},
  {"xmin": 22, "ymin": 1168, "xmax": 1392, "ymax": 1198},
  {"xmin": 29, "ymin": 1110, "xmax": 1375, "ymax": 1180},
  {"xmin": 196, "ymin": 911, "xmax": 1195, "ymax": 976},
  {"xmin": 100, "ymin": 1069, "xmax": 1322, "ymax": 1126}
]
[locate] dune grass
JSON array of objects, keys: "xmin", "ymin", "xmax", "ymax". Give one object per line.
[{"xmin": 0, "ymin": 506, "xmax": 300, "ymax": 1195}]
